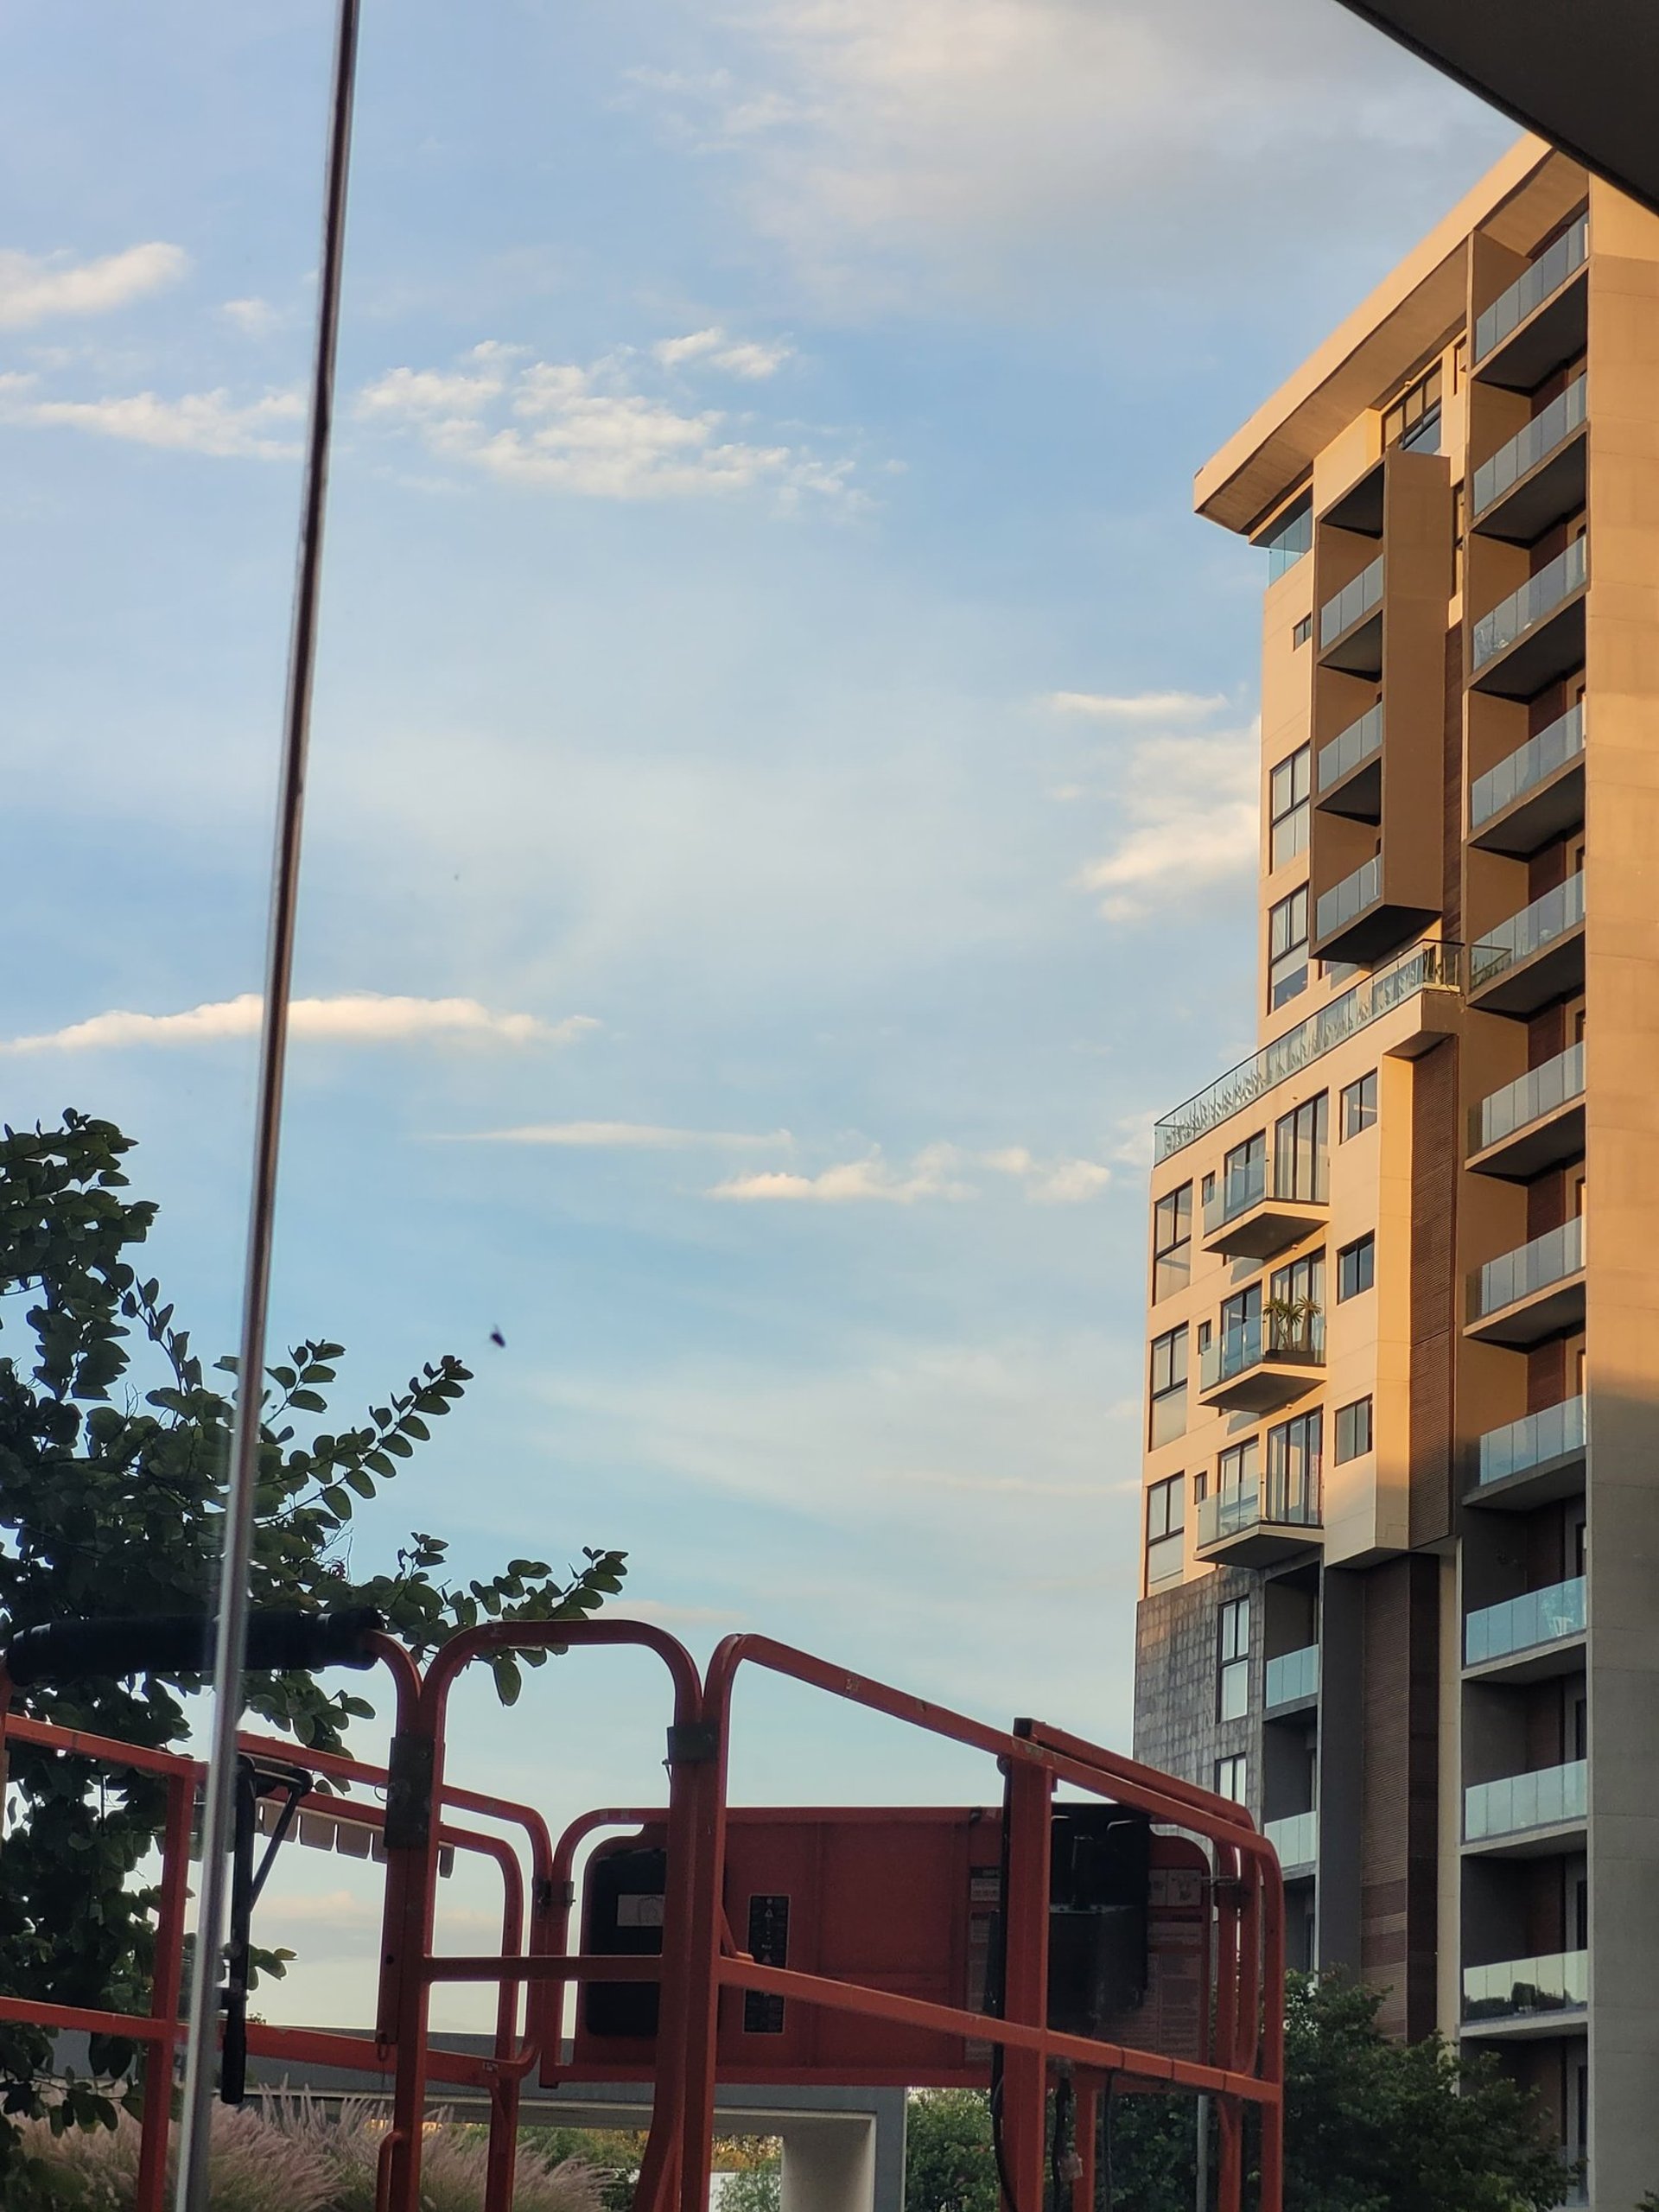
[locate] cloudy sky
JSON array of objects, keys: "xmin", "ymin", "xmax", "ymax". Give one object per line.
[{"xmin": 0, "ymin": 1, "xmax": 1510, "ymax": 2026}]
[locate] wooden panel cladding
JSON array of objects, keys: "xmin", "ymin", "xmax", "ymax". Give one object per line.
[
  {"xmin": 1410, "ymin": 1042, "xmax": 1458, "ymax": 1548},
  {"xmin": 1359, "ymin": 1555, "xmax": 1441, "ymax": 2040}
]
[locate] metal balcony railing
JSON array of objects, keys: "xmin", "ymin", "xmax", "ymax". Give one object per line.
[
  {"xmin": 1474, "ymin": 216, "xmax": 1588, "ymax": 364},
  {"xmin": 1471, "ymin": 702, "xmax": 1584, "ymax": 830},
  {"xmin": 1476, "ymin": 1396, "xmax": 1586, "ymax": 1490},
  {"xmin": 1469, "ymin": 872, "xmax": 1584, "ymax": 991},
  {"xmin": 1319, "ymin": 556, "xmax": 1383, "ymax": 650},
  {"xmin": 1465, "ymin": 1759, "xmax": 1586, "ymax": 1843},
  {"xmin": 1472, "ymin": 377, "xmax": 1586, "ymax": 518},
  {"xmin": 1317, "ymin": 702, "xmax": 1382, "ymax": 795},
  {"xmin": 1473, "ymin": 1042, "xmax": 1585, "ymax": 1153},
  {"xmin": 1465, "ymin": 1573, "xmax": 1586, "ymax": 1667},
  {"xmin": 1471, "ymin": 537, "xmax": 1586, "ymax": 674},
  {"xmin": 1315, "ymin": 854, "xmax": 1381, "ymax": 943},
  {"xmin": 1462, "ymin": 1948, "xmax": 1586, "ymax": 2023}
]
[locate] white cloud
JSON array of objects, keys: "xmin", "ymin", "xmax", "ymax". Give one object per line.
[
  {"xmin": 1045, "ymin": 690, "xmax": 1228, "ymax": 723},
  {"xmin": 353, "ymin": 340, "xmax": 850, "ymax": 504},
  {"xmin": 219, "ymin": 296, "xmax": 282, "ymax": 338},
  {"xmin": 0, "ymin": 241, "xmax": 188, "ymax": 329},
  {"xmin": 712, "ymin": 1141, "xmax": 1109, "ymax": 1205},
  {"xmin": 1077, "ymin": 725, "xmax": 1258, "ymax": 922},
  {"xmin": 1, "ymin": 994, "xmax": 599, "ymax": 1054},
  {"xmin": 444, "ymin": 1121, "xmax": 788, "ymax": 1150},
  {"xmin": 0, "ymin": 375, "xmax": 303, "ymax": 459}
]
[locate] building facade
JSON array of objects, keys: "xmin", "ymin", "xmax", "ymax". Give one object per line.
[{"xmin": 1132, "ymin": 138, "xmax": 1659, "ymax": 2209}]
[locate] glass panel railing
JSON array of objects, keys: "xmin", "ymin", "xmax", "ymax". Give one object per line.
[
  {"xmin": 1465, "ymin": 1759, "xmax": 1586, "ymax": 1842},
  {"xmin": 1465, "ymin": 1574, "xmax": 1586, "ymax": 1667},
  {"xmin": 1475, "ymin": 1042, "xmax": 1585, "ymax": 1152},
  {"xmin": 1471, "ymin": 537, "xmax": 1586, "ymax": 673},
  {"xmin": 1317, "ymin": 702, "xmax": 1382, "ymax": 795},
  {"xmin": 1319, "ymin": 555, "xmax": 1383, "ymax": 649},
  {"xmin": 1462, "ymin": 1949, "xmax": 1587, "ymax": 2023},
  {"xmin": 1154, "ymin": 938, "xmax": 1460, "ymax": 1161},
  {"xmin": 1477, "ymin": 1396, "xmax": 1586, "ymax": 1488},
  {"xmin": 1473, "ymin": 378, "xmax": 1587, "ymax": 518},
  {"xmin": 1471, "ymin": 703, "xmax": 1585, "ymax": 830},
  {"xmin": 1199, "ymin": 1313, "xmax": 1325, "ymax": 1395},
  {"xmin": 1474, "ymin": 216, "xmax": 1589, "ymax": 364},
  {"xmin": 1265, "ymin": 1644, "xmax": 1319, "ymax": 1707},
  {"xmin": 1470, "ymin": 871, "xmax": 1584, "ymax": 991},
  {"xmin": 1204, "ymin": 1150, "xmax": 1265, "ymax": 1235},
  {"xmin": 1472, "ymin": 1216, "xmax": 1583, "ymax": 1319},
  {"xmin": 1265, "ymin": 1810, "xmax": 1318, "ymax": 1869},
  {"xmin": 1198, "ymin": 1475, "xmax": 1321, "ymax": 1548},
  {"xmin": 1315, "ymin": 855, "xmax": 1381, "ymax": 942}
]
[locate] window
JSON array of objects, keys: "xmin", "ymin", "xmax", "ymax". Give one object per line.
[
  {"xmin": 1268, "ymin": 1251, "xmax": 1324, "ymax": 1351},
  {"xmin": 1215, "ymin": 1753, "xmax": 1248, "ymax": 1805},
  {"xmin": 1337, "ymin": 1233, "xmax": 1376, "ymax": 1301},
  {"xmin": 1269, "ymin": 746, "xmax": 1311, "ymax": 870},
  {"xmin": 1340, "ymin": 1070, "xmax": 1378, "ymax": 1139},
  {"xmin": 1384, "ymin": 364, "xmax": 1442, "ymax": 454},
  {"xmin": 1145, "ymin": 1475, "xmax": 1185, "ymax": 1586},
  {"xmin": 1219, "ymin": 1286, "xmax": 1262, "ymax": 1373},
  {"xmin": 1149, "ymin": 1325, "xmax": 1188, "ymax": 1448},
  {"xmin": 1217, "ymin": 1596, "xmax": 1250, "ymax": 1722},
  {"xmin": 1334, "ymin": 1395, "xmax": 1373, "ymax": 1463},
  {"xmin": 1273, "ymin": 1092, "xmax": 1328, "ymax": 1204},
  {"xmin": 1220, "ymin": 1131, "xmax": 1265, "ymax": 1221},
  {"xmin": 1292, "ymin": 614, "xmax": 1313, "ymax": 649},
  {"xmin": 1262, "ymin": 493, "xmax": 1313, "ymax": 582},
  {"xmin": 1217, "ymin": 1436, "xmax": 1259, "ymax": 1501},
  {"xmin": 1269, "ymin": 887, "xmax": 1310, "ymax": 1011},
  {"xmin": 1267, "ymin": 1409, "xmax": 1322, "ymax": 1524},
  {"xmin": 1153, "ymin": 1183, "xmax": 1192, "ymax": 1302}
]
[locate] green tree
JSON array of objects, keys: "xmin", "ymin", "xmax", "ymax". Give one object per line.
[
  {"xmin": 905, "ymin": 2088, "xmax": 1000, "ymax": 2212},
  {"xmin": 0, "ymin": 1110, "xmax": 626, "ymax": 2195}
]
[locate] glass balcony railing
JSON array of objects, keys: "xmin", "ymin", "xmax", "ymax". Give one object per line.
[
  {"xmin": 1474, "ymin": 1042, "xmax": 1585, "ymax": 1153},
  {"xmin": 1319, "ymin": 556, "xmax": 1383, "ymax": 650},
  {"xmin": 1477, "ymin": 1396, "xmax": 1586, "ymax": 1489},
  {"xmin": 1198, "ymin": 1476, "xmax": 1321, "ymax": 1548},
  {"xmin": 1465, "ymin": 1574, "xmax": 1586, "ymax": 1668},
  {"xmin": 1471, "ymin": 1217, "xmax": 1583, "ymax": 1321},
  {"xmin": 1265, "ymin": 1644, "xmax": 1319, "ymax": 1707},
  {"xmin": 1471, "ymin": 703, "xmax": 1584, "ymax": 830},
  {"xmin": 1465, "ymin": 1758, "xmax": 1586, "ymax": 1843},
  {"xmin": 1315, "ymin": 854, "xmax": 1381, "ymax": 942},
  {"xmin": 1199, "ymin": 1313, "xmax": 1325, "ymax": 1395},
  {"xmin": 1317, "ymin": 702, "xmax": 1382, "ymax": 795},
  {"xmin": 1203, "ymin": 1151, "xmax": 1329, "ymax": 1236},
  {"xmin": 1462, "ymin": 1949, "xmax": 1587, "ymax": 2023},
  {"xmin": 1469, "ymin": 872, "xmax": 1584, "ymax": 991},
  {"xmin": 1472, "ymin": 378, "xmax": 1586, "ymax": 518},
  {"xmin": 1265, "ymin": 1809, "xmax": 1318, "ymax": 1870},
  {"xmin": 1471, "ymin": 537, "xmax": 1586, "ymax": 674},
  {"xmin": 1474, "ymin": 217, "xmax": 1589, "ymax": 364},
  {"xmin": 1154, "ymin": 938, "xmax": 1460, "ymax": 1160}
]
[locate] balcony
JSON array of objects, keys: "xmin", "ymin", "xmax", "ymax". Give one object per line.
[
  {"xmin": 1466, "ymin": 1217, "xmax": 1584, "ymax": 1346},
  {"xmin": 1265, "ymin": 1643, "xmax": 1319, "ymax": 1712},
  {"xmin": 1468, "ymin": 1043, "xmax": 1585, "ymax": 1179},
  {"xmin": 1318, "ymin": 556, "xmax": 1383, "ymax": 676},
  {"xmin": 1265, "ymin": 1809, "xmax": 1318, "ymax": 1875},
  {"xmin": 1202, "ymin": 1152, "xmax": 1327, "ymax": 1261},
  {"xmin": 1316, "ymin": 702, "xmax": 1382, "ymax": 821},
  {"xmin": 1462, "ymin": 1950, "xmax": 1587, "ymax": 2036},
  {"xmin": 1473, "ymin": 215, "xmax": 1589, "ymax": 391},
  {"xmin": 1465, "ymin": 1760, "xmax": 1586, "ymax": 1856},
  {"xmin": 1198, "ymin": 1313, "xmax": 1325, "ymax": 1414},
  {"xmin": 1470, "ymin": 538, "xmax": 1587, "ymax": 700},
  {"xmin": 1196, "ymin": 1476, "xmax": 1321, "ymax": 1567},
  {"xmin": 1465, "ymin": 1573, "xmax": 1586, "ymax": 1681},
  {"xmin": 1469, "ymin": 703, "xmax": 1584, "ymax": 856},
  {"xmin": 1467, "ymin": 874, "xmax": 1585, "ymax": 1016},
  {"xmin": 1469, "ymin": 1396, "xmax": 1586, "ymax": 1510},
  {"xmin": 1471, "ymin": 378, "xmax": 1587, "ymax": 545}
]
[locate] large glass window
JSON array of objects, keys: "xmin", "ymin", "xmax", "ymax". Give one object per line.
[
  {"xmin": 1385, "ymin": 364, "xmax": 1442, "ymax": 454},
  {"xmin": 1340, "ymin": 1069, "xmax": 1378, "ymax": 1139},
  {"xmin": 1269, "ymin": 887, "xmax": 1310, "ymax": 1011},
  {"xmin": 1267, "ymin": 1409, "xmax": 1322, "ymax": 1522},
  {"xmin": 1269, "ymin": 745, "xmax": 1311, "ymax": 871},
  {"xmin": 1262, "ymin": 493, "xmax": 1313, "ymax": 582},
  {"xmin": 1217, "ymin": 1596, "xmax": 1250, "ymax": 1722},
  {"xmin": 1153, "ymin": 1182, "xmax": 1192, "ymax": 1302},
  {"xmin": 1220, "ymin": 1285, "xmax": 1262, "ymax": 1370},
  {"xmin": 1145, "ymin": 1474, "xmax": 1185, "ymax": 1587},
  {"xmin": 1273, "ymin": 1091, "xmax": 1328, "ymax": 1204},
  {"xmin": 1268, "ymin": 1252, "xmax": 1324, "ymax": 1352},
  {"xmin": 1149, "ymin": 1325, "xmax": 1188, "ymax": 1448},
  {"xmin": 1215, "ymin": 1753, "xmax": 1248, "ymax": 1804}
]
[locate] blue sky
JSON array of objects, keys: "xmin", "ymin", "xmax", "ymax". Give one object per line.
[{"xmin": 1, "ymin": 0, "xmax": 1512, "ymax": 2026}]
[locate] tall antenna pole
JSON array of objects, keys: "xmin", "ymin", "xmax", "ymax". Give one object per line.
[{"xmin": 171, "ymin": 3, "xmax": 360, "ymax": 2202}]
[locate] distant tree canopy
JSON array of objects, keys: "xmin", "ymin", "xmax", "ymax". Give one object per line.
[{"xmin": 0, "ymin": 1110, "xmax": 626, "ymax": 2197}]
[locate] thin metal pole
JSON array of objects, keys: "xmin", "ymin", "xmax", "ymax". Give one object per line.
[{"xmin": 171, "ymin": 3, "xmax": 360, "ymax": 2204}]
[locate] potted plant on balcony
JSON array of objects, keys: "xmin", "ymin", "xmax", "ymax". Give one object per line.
[{"xmin": 1264, "ymin": 1295, "xmax": 1320, "ymax": 1354}]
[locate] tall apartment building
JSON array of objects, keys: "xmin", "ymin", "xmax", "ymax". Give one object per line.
[{"xmin": 1132, "ymin": 138, "xmax": 1659, "ymax": 2208}]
